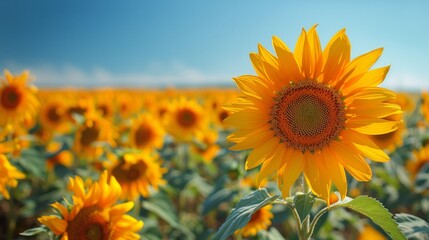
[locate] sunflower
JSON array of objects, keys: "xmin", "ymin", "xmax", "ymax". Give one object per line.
[
  {"xmin": 106, "ymin": 152, "xmax": 166, "ymax": 200},
  {"xmin": 0, "ymin": 154, "xmax": 25, "ymax": 199},
  {"xmin": 45, "ymin": 141, "xmax": 74, "ymax": 170},
  {"xmin": 368, "ymin": 114, "xmax": 405, "ymax": 153},
  {"xmin": 128, "ymin": 114, "xmax": 165, "ymax": 151},
  {"xmin": 225, "ymin": 26, "xmax": 401, "ymax": 202},
  {"xmin": 39, "ymin": 98, "xmax": 71, "ymax": 138},
  {"xmin": 358, "ymin": 224, "xmax": 387, "ymax": 240},
  {"xmin": 406, "ymin": 145, "xmax": 429, "ymax": 182},
  {"xmin": 235, "ymin": 204, "xmax": 273, "ymax": 238},
  {"xmin": 191, "ymin": 129, "xmax": 220, "ymax": 162},
  {"xmin": 165, "ymin": 97, "xmax": 206, "ymax": 142},
  {"xmin": 38, "ymin": 171, "xmax": 143, "ymax": 239},
  {"xmin": 73, "ymin": 110, "xmax": 117, "ymax": 160},
  {"xmin": 0, "ymin": 70, "xmax": 39, "ymax": 126}
]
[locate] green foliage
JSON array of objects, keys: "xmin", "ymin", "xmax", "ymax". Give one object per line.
[
  {"xmin": 294, "ymin": 191, "xmax": 315, "ymax": 222},
  {"xmin": 336, "ymin": 196, "xmax": 406, "ymax": 240},
  {"xmin": 213, "ymin": 189, "xmax": 279, "ymax": 240},
  {"xmin": 19, "ymin": 226, "xmax": 47, "ymax": 236},
  {"xmin": 395, "ymin": 213, "xmax": 429, "ymax": 240},
  {"xmin": 142, "ymin": 191, "xmax": 195, "ymax": 239}
]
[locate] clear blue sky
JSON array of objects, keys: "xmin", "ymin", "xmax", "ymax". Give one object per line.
[{"xmin": 1, "ymin": 1, "xmax": 428, "ymax": 89}]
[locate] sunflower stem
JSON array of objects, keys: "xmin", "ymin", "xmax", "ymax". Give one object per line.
[{"xmin": 133, "ymin": 197, "xmax": 141, "ymax": 217}]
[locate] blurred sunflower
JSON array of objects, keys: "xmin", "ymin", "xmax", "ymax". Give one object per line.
[
  {"xmin": 406, "ymin": 145, "xmax": 429, "ymax": 182},
  {"xmin": 39, "ymin": 98, "xmax": 70, "ymax": 138},
  {"xmin": 0, "ymin": 154, "xmax": 25, "ymax": 199},
  {"xmin": 165, "ymin": 98, "xmax": 206, "ymax": 142},
  {"xmin": 235, "ymin": 205, "xmax": 273, "ymax": 238},
  {"xmin": 129, "ymin": 114, "xmax": 165, "ymax": 151},
  {"xmin": 225, "ymin": 26, "xmax": 401, "ymax": 202},
  {"xmin": 395, "ymin": 92, "xmax": 415, "ymax": 114},
  {"xmin": 45, "ymin": 141, "xmax": 74, "ymax": 170},
  {"xmin": 106, "ymin": 152, "xmax": 166, "ymax": 200},
  {"xmin": 38, "ymin": 171, "xmax": 143, "ymax": 239},
  {"xmin": 0, "ymin": 70, "xmax": 39, "ymax": 126},
  {"xmin": 192, "ymin": 129, "xmax": 220, "ymax": 163},
  {"xmin": 358, "ymin": 224, "xmax": 387, "ymax": 240},
  {"xmin": 73, "ymin": 110, "xmax": 117, "ymax": 160}
]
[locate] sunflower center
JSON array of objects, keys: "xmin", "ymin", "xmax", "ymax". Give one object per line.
[
  {"xmin": 47, "ymin": 106, "xmax": 62, "ymax": 123},
  {"xmin": 219, "ymin": 110, "xmax": 229, "ymax": 122},
  {"xmin": 177, "ymin": 109, "xmax": 197, "ymax": 128},
  {"xmin": 97, "ymin": 104, "xmax": 110, "ymax": 117},
  {"xmin": 249, "ymin": 209, "xmax": 263, "ymax": 223},
  {"xmin": 270, "ymin": 80, "xmax": 345, "ymax": 152},
  {"xmin": 66, "ymin": 206, "xmax": 109, "ymax": 240},
  {"xmin": 80, "ymin": 124, "xmax": 100, "ymax": 146},
  {"xmin": 112, "ymin": 159, "xmax": 148, "ymax": 183},
  {"xmin": 1, "ymin": 86, "xmax": 22, "ymax": 110},
  {"xmin": 134, "ymin": 125, "xmax": 153, "ymax": 147}
]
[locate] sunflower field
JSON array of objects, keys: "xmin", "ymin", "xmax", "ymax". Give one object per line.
[{"xmin": 1, "ymin": 27, "xmax": 429, "ymax": 240}]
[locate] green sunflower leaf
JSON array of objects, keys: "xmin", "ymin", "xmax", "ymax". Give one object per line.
[
  {"xmin": 395, "ymin": 213, "xmax": 429, "ymax": 239},
  {"xmin": 294, "ymin": 191, "xmax": 315, "ymax": 222},
  {"xmin": 20, "ymin": 226, "xmax": 48, "ymax": 236},
  {"xmin": 213, "ymin": 188, "xmax": 279, "ymax": 240},
  {"xmin": 336, "ymin": 195, "xmax": 406, "ymax": 240}
]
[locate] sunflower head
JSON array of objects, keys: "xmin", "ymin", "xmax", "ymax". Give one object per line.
[
  {"xmin": 226, "ymin": 25, "xmax": 401, "ymax": 203},
  {"xmin": 38, "ymin": 171, "xmax": 144, "ymax": 239},
  {"xmin": 73, "ymin": 110, "xmax": 117, "ymax": 160},
  {"xmin": 106, "ymin": 152, "xmax": 167, "ymax": 200},
  {"xmin": 165, "ymin": 97, "xmax": 206, "ymax": 142},
  {"xmin": 129, "ymin": 113, "xmax": 165, "ymax": 151},
  {"xmin": 235, "ymin": 204, "xmax": 273, "ymax": 237},
  {"xmin": 0, "ymin": 70, "xmax": 39, "ymax": 126}
]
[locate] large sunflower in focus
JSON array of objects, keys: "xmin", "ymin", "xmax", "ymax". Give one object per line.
[
  {"xmin": 0, "ymin": 70, "xmax": 39, "ymax": 126},
  {"xmin": 225, "ymin": 26, "xmax": 402, "ymax": 202}
]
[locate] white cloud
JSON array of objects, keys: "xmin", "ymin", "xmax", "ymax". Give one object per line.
[
  {"xmin": 382, "ymin": 71, "xmax": 428, "ymax": 92},
  {"xmin": 6, "ymin": 63, "xmax": 232, "ymax": 88}
]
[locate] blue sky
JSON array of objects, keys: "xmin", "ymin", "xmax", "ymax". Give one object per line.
[{"xmin": 1, "ymin": 1, "xmax": 428, "ymax": 89}]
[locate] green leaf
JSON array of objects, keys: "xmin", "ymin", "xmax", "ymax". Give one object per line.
[
  {"xmin": 294, "ymin": 192, "xmax": 315, "ymax": 221},
  {"xmin": 337, "ymin": 196, "xmax": 406, "ymax": 240},
  {"xmin": 20, "ymin": 226, "xmax": 47, "ymax": 236},
  {"xmin": 395, "ymin": 213, "xmax": 429, "ymax": 239},
  {"xmin": 213, "ymin": 188, "xmax": 279, "ymax": 240},
  {"xmin": 202, "ymin": 188, "xmax": 239, "ymax": 216},
  {"xmin": 143, "ymin": 192, "xmax": 195, "ymax": 239}
]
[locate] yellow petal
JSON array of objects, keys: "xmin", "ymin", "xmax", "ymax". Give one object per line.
[
  {"xmin": 342, "ymin": 48, "xmax": 383, "ymax": 86},
  {"xmin": 345, "ymin": 87, "xmax": 397, "ymax": 105},
  {"xmin": 329, "ymin": 142, "xmax": 372, "ymax": 181},
  {"xmin": 38, "ymin": 216, "xmax": 67, "ymax": 235},
  {"xmin": 233, "ymin": 75, "xmax": 274, "ymax": 102},
  {"xmin": 272, "ymin": 36, "xmax": 302, "ymax": 82},
  {"xmin": 342, "ymin": 66, "xmax": 390, "ymax": 94},
  {"xmin": 229, "ymin": 126, "xmax": 272, "ymax": 150},
  {"xmin": 278, "ymin": 149, "xmax": 303, "ymax": 198},
  {"xmin": 258, "ymin": 44, "xmax": 282, "ymax": 84},
  {"xmin": 257, "ymin": 144, "xmax": 286, "ymax": 186},
  {"xmin": 307, "ymin": 25, "xmax": 323, "ymax": 78},
  {"xmin": 347, "ymin": 117, "xmax": 399, "ymax": 135},
  {"xmin": 322, "ymin": 29, "xmax": 350, "ymax": 85},
  {"xmin": 245, "ymin": 137, "xmax": 281, "ymax": 170},
  {"xmin": 321, "ymin": 148, "xmax": 347, "ymax": 199},
  {"xmin": 346, "ymin": 102, "xmax": 402, "ymax": 118},
  {"xmin": 341, "ymin": 129, "xmax": 390, "ymax": 162}
]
